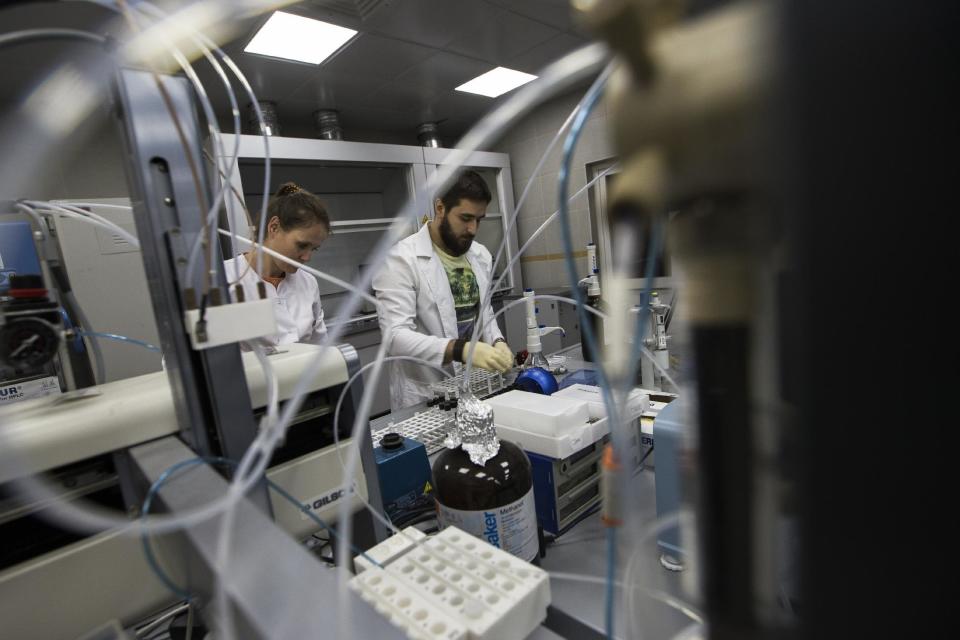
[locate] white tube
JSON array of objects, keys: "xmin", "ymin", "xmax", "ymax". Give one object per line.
[
  {"xmin": 0, "ymin": 39, "xmax": 610, "ymax": 546},
  {"xmin": 216, "ymin": 229, "xmax": 377, "ymax": 306},
  {"xmin": 465, "ymin": 62, "xmax": 618, "ymax": 388},
  {"xmin": 491, "ymin": 163, "xmax": 619, "ymax": 294},
  {"xmin": 14, "ymin": 202, "xmax": 50, "ymax": 242},
  {"xmin": 26, "ymin": 201, "xmax": 139, "ymax": 248},
  {"xmin": 132, "ymin": 0, "xmax": 273, "ymax": 288}
]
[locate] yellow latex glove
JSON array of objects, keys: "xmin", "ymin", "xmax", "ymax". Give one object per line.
[
  {"xmin": 494, "ymin": 340, "xmax": 513, "ymax": 366},
  {"xmin": 469, "ymin": 341, "xmax": 513, "ymax": 373}
]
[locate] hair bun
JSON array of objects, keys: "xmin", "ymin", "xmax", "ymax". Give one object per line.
[{"xmin": 276, "ymin": 182, "xmax": 302, "ymax": 197}]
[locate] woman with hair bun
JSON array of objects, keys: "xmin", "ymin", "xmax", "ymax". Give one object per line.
[{"xmin": 224, "ymin": 182, "xmax": 331, "ymax": 346}]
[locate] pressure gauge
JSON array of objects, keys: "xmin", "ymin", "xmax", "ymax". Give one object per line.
[{"xmin": 0, "ymin": 317, "xmax": 62, "ymax": 370}]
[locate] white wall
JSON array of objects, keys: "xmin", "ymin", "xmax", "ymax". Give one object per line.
[{"xmin": 493, "ymin": 87, "xmax": 616, "ymax": 290}]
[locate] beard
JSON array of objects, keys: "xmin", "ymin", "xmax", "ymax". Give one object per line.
[{"xmin": 439, "ymin": 215, "xmax": 473, "ymax": 256}]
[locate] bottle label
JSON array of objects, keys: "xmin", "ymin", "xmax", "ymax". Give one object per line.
[{"xmin": 437, "ymin": 489, "xmax": 539, "ymax": 562}]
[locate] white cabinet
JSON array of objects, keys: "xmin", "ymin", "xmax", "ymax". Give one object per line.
[{"xmin": 217, "ymin": 135, "xmax": 523, "ymax": 417}]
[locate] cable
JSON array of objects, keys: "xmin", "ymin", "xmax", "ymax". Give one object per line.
[
  {"xmin": 24, "ymin": 201, "xmax": 140, "ymax": 248},
  {"xmin": 134, "ymin": 602, "xmax": 190, "ymax": 638},
  {"xmin": 78, "ymin": 330, "xmax": 161, "ymax": 353},
  {"xmin": 201, "ymin": 148, "xmax": 258, "ymax": 283},
  {"xmin": 125, "ymin": 0, "xmax": 273, "ymax": 281}
]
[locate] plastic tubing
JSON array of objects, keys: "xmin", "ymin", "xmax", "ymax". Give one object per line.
[
  {"xmin": 64, "ymin": 289, "xmax": 107, "ymax": 385},
  {"xmin": 13, "ymin": 203, "xmax": 49, "ymax": 242},
  {"xmin": 485, "ymin": 63, "xmax": 617, "ymax": 304},
  {"xmin": 128, "ymin": 0, "xmax": 273, "ymax": 282},
  {"xmin": 0, "ymin": 40, "xmax": 610, "ymax": 542},
  {"xmin": 551, "ymin": 78, "xmax": 639, "ymax": 640},
  {"xmin": 78, "ymin": 15, "xmax": 278, "ymax": 602},
  {"xmin": 140, "ymin": 457, "xmax": 381, "ymax": 601},
  {"xmin": 184, "ymin": 41, "xmax": 611, "ymax": 508},
  {"xmin": 330, "ymin": 354, "xmax": 448, "ymax": 537},
  {"xmin": 116, "ymin": 6, "xmax": 241, "ymax": 291},
  {"xmin": 215, "ymin": 229, "xmax": 377, "ymax": 306},
  {"xmin": 0, "ymin": 28, "xmax": 106, "ymax": 50},
  {"xmin": 490, "ymin": 163, "xmax": 620, "ymax": 293},
  {"xmin": 463, "ymin": 63, "xmax": 617, "ymax": 389},
  {"xmin": 0, "ymin": 3, "xmax": 277, "ymax": 536},
  {"xmin": 89, "ymin": 0, "xmax": 266, "ymax": 288},
  {"xmin": 24, "ymin": 201, "xmax": 140, "ymax": 248},
  {"xmin": 166, "ymin": 40, "xmax": 242, "ymax": 284},
  {"xmin": 77, "ymin": 331, "xmax": 161, "ymax": 353}
]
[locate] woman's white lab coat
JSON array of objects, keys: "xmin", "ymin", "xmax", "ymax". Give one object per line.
[
  {"xmin": 373, "ymin": 223, "xmax": 504, "ymax": 411},
  {"xmin": 223, "ymin": 255, "xmax": 327, "ymax": 346}
]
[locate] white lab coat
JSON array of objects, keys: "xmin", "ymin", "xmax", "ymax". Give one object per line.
[
  {"xmin": 373, "ymin": 223, "xmax": 504, "ymax": 411},
  {"xmin": 223, "ymin": 256, "xmax": 327, "ymax": 347}
]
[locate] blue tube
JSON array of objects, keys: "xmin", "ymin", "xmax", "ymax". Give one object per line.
[
  {"xmin": 140, "ymin": 456, "xmax": 382, "ymax": 599},
  {"xmin": 78, "ymin": 330, "xmax": 161, "ymax": 353},
  {"xmin": 556, "ymin": 71, "xmax": 624, "ymax": 640},
  {"xmin": 556, "ymin": 71, "xmax": 618, "ymax": 420}
]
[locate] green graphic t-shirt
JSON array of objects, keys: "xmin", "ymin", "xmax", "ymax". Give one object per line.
[{"xmin": 434, "ymin": 243, "xmax": 480, "ymax": 338}]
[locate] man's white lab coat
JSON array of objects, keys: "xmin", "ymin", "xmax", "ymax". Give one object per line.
[
  {"xmin": 223, "ymin": 255, "xmax": 327, "ymax": 346},
  {"xmin": 373, "ymin": 223, "xmax": 504, "ymax": 411}
]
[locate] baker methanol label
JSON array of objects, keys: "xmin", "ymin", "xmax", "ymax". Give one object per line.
[{"xmin": 436, "ymin": 489, "xmax": 538, "ymax": 562}]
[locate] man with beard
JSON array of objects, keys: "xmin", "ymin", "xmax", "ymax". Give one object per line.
[{"xmin": 373, "ymin": 170, "xmax": 513, "ymax": 411}]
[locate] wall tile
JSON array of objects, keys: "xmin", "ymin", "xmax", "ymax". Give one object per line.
[
  {"xmin": 533, "ymin": 133, "xmax": 565, "ymax": 177},
  {"xmin": 507, "ymin": 138, "xmax": 545, "ymax": 185},
  {"xmin": 513, "ymin": 174, "xmax": 543, "ymax": 221}
]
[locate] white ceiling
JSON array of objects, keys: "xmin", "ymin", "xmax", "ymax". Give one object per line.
[{"xmin": 0, "ymin": 0, "xmax": 593, "ymax": 143}]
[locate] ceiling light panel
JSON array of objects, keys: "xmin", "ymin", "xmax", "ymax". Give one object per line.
[
  {"xmin": 455, "ymin": 67, "xmax": 538, "ymax": 98},
  {"xmin": 244, "ymin": 11, "xmax": 358, "ymax": 65}
]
